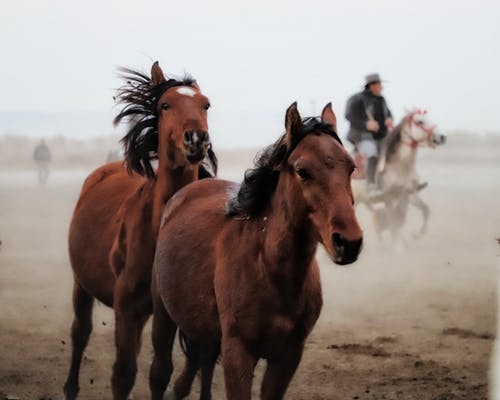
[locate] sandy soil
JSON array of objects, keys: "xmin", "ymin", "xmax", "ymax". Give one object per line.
[{"xmin": 0, "ymin": 139, "xmax": 499, "ymax": 400}]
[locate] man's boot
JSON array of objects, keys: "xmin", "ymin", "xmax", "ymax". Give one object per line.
[{"xmin": 366, "ymin": 156, "xmax": 383, "ymax": 201}]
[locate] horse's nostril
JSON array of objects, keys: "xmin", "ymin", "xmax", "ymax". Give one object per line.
[
  {"xmin": 184, "ymin": 131, "xmax": 209, "ymax": 147},
  {"xmin": 198, "ymin": 131, "xmax": 209, "ymax": 144},
  {"xmin": 332, "ymin": 233, "xmax": 344, "ymax": 249},
  {"xmin": 184, "ymin": 131, "xmax": 192, "ymax": 144}
]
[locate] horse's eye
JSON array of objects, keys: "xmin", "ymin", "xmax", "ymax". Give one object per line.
[
  {"xmin": 161, "ymin": 103, "xmax": 170, "ymax": 110},
  {"xmin": 204, "ymin": 103, "xmax": 211, "ymax": 110},
  {"xmin": 296, "ymin": 168, "xmax": 311, "ymax": 181}
]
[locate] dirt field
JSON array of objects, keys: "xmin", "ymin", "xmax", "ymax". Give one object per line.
[{"xmin": 0, "ymin": 136, "xmax": 499, "ymax": 399}]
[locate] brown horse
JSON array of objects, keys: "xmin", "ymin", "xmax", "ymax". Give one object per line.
[
  {"xmin": 150, "ymin": 103, "xmax": 363, "ymax": 399},
  {"xmin": 63, "ymin": 61, "xmax": 217, "ymax": 400}
]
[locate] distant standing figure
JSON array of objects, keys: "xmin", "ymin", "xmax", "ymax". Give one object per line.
[
  {"xmin": 33, "ymin": 139, "xmax": 51, "ymax": 184},
  {"xmin": 345, "ymin": 73, "xmax": 393, "ymax": 196}
]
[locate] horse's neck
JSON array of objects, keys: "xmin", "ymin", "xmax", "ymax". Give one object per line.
[
  {"xmin": 392, "ymin": 127, "xmax": 418, "ymax": 172},
  {"xmin": 382, "ymin": 128, "xmax": 419, "ymax": 190},
  {"xmin": 261, "ymin": 175, "xmax": 317, "ymax": 292},
  {"xmin": 152, "ymin": 161, "xmax": 198, "ymax": 233}
]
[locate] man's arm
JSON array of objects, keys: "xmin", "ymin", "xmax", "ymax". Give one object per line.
[
  {"xmin": 345, "ymin": 94, "xmax": 367, "ymax": 130},
  {"xmin": 383, "ymin": 98, "xmax": 393, "ymax": 129}
]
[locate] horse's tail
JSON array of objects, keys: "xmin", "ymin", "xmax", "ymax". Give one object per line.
[
  {"xmin": 178, "ymin": 330, "xmax": 221, "ymax": 364},
  {"xmin": 179, "ymin": 329, "xmax": 198, "ymax": 360},
  {"xmin": 178, "ymin": 330, "xmax": 190, "ymax": 357}
]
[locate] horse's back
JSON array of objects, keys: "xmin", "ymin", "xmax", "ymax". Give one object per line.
[
  {"xmin": 160, "ymin": 178, "xmax": 237, "ymax": 226},
  {"xmin": 73, "ymin": 162, "xmax": 130, "ymax": 210},
  {"xmin": 69, "ymin": 162, "xmax": 146, "ymax": 305}
]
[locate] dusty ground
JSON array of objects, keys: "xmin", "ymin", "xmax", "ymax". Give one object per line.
[{"xmin": 0, "ymin": 137, "xmax": 499, "ymax": 399}]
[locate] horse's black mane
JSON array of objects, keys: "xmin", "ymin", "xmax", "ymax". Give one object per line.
[
  {"xmin": 226, "ymin": 118, "xmax": 341, "ymax": 218},
  {"xmin": 199, "ymin": 144, "xmax": 218, "ymax": 179},
  {"xmin": 113, "ymin": 67, "xmax": 217, "ymax": 178}
]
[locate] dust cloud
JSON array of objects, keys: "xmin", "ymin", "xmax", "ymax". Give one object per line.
[{"xmin": 0, "ymin": 133, "xmax": 498, "ymax": 399}]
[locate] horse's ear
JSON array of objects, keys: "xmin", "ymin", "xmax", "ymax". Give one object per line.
[
  {"xmin": 285, "ymin": 102, "xmax": 303, "ymax": 149},
  {"xmin": 151, "ymin": 61, "xmax": 167, "ymax": 86},
  {"xmin": 321, "ymin": 102, "xmax": 337, "ymax": 131}
]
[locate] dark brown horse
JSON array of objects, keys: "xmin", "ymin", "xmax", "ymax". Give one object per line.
[
  {"xmin": 63, "ymin": 61, "xmax": 217, "ymax": 400},
  {"xmin": 150, "ymin": 103, "xmax": 363, "ymax": 399}
]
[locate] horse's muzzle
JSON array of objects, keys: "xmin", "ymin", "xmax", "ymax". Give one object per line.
[
  {"xmin": 433, "ymin": 133, "xmax": 446, "ymax": 146},
  {"xmin": 332, "ymin": 233, "xmax": 363, "ymax": 265},
  {"xmin": 184, "ymin": 130, "xmax": 210, "ymax": 163}
]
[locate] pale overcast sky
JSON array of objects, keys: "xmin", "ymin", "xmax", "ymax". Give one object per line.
[{"xmin": 1, "ymin": 0, "xmax": 499, "ymax": 146}]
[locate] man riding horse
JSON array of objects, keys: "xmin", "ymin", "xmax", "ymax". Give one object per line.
[{"xmin": 345, "ymin": 73, "xmax": 393, "ymax": 197}]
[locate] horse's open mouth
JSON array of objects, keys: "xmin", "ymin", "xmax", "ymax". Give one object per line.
[
  {"xmin": 187, "ymin": 152, "xmax": 206, "ymax": 163},
  {"xmin": 334, "ymin": 255, "xmax": 359, "ymax": 266}
]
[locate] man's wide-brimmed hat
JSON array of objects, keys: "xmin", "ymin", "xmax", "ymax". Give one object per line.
[{"xmin": 365, "ymin": 73, "xmax": 382, "ymax": 86}]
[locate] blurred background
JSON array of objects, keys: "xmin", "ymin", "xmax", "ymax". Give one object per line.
[
  {"xmin": 1, "ymin": 1, "xmax": 499, "ymax": 399},
  {"xmin": 1, "ymin": 0, "xmax": 499, "ymax": 147}
]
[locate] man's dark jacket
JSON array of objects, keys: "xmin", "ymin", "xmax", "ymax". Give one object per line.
[{"xmin": 345, "ymin": 89, "xmax": 392, "ymax": 144}]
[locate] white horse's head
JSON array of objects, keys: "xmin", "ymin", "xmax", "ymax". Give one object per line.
[{"xmin": 403, "ymin": 109, "xmax": 446, "ymax": 147}]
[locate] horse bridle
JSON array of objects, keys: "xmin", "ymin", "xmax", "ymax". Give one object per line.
[{"xmin": 403, "ymin": 111, "xmax": 436, "ymax": 149}]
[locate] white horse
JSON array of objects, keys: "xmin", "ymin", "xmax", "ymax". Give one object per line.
[{"xmin": 352, "ymin": 110, "xmax": 446, "ymax": 241}]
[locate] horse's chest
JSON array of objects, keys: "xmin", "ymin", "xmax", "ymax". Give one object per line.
[
  {"xmin": 267, "ymin": 314, "xmax": 296, "ymax": 339},
  {"xmin": 386, "ymin": 152, "xmax": 416, "ymax": 187},
  {"xmin": 238, "ymin": 303, "xmax": 311, "ymax": 358},
  {"xmin": 397, "ymin": 144, "xmax": 414, "ymax": 160},
  {"xmin": 249, "ymin": 313, "xmax": 299, "ymax": 357}
]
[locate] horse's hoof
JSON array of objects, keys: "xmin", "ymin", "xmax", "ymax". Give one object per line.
[
  {"xmin": 164, "ymin": 390, "xmax": 178, "ymax": 400},
  {"xmin": 173, "ymin": 388, "xmax": 190, "ymax": 399},
  {"xmin": 63, "ymin": 384, "xmax": 79, "ymax": 400}
]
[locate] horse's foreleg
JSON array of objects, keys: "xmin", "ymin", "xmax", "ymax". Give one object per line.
[
  {"xmin": 63, "ymin": 280, "xmax": 95, "ymax": 400},
  {"xmin": 260, "ymin": 344, "xmax": 303, "ymax": 400},
  {"xmin": 410, "ymin": 194, "xmax": 430, "ymax": 237},
  {"xmin": 386, "ymin": 196, "xmax": 409, "ymax": 246},
  {"xmin": 149, "ymin": 290, "xmax": 177, "ymax": 400},
  {"xmin": 111, "ymin": 276, "xmax": 151, "ymax": 400},
  {"xmin": 221, "ymin": 336, "xmax": 257, "ymax": 400}
]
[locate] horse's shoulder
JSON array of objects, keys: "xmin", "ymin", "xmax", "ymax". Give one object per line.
[{"xmin": 108, "ymin": 181, "xmax": 154, "ymax": 276}]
